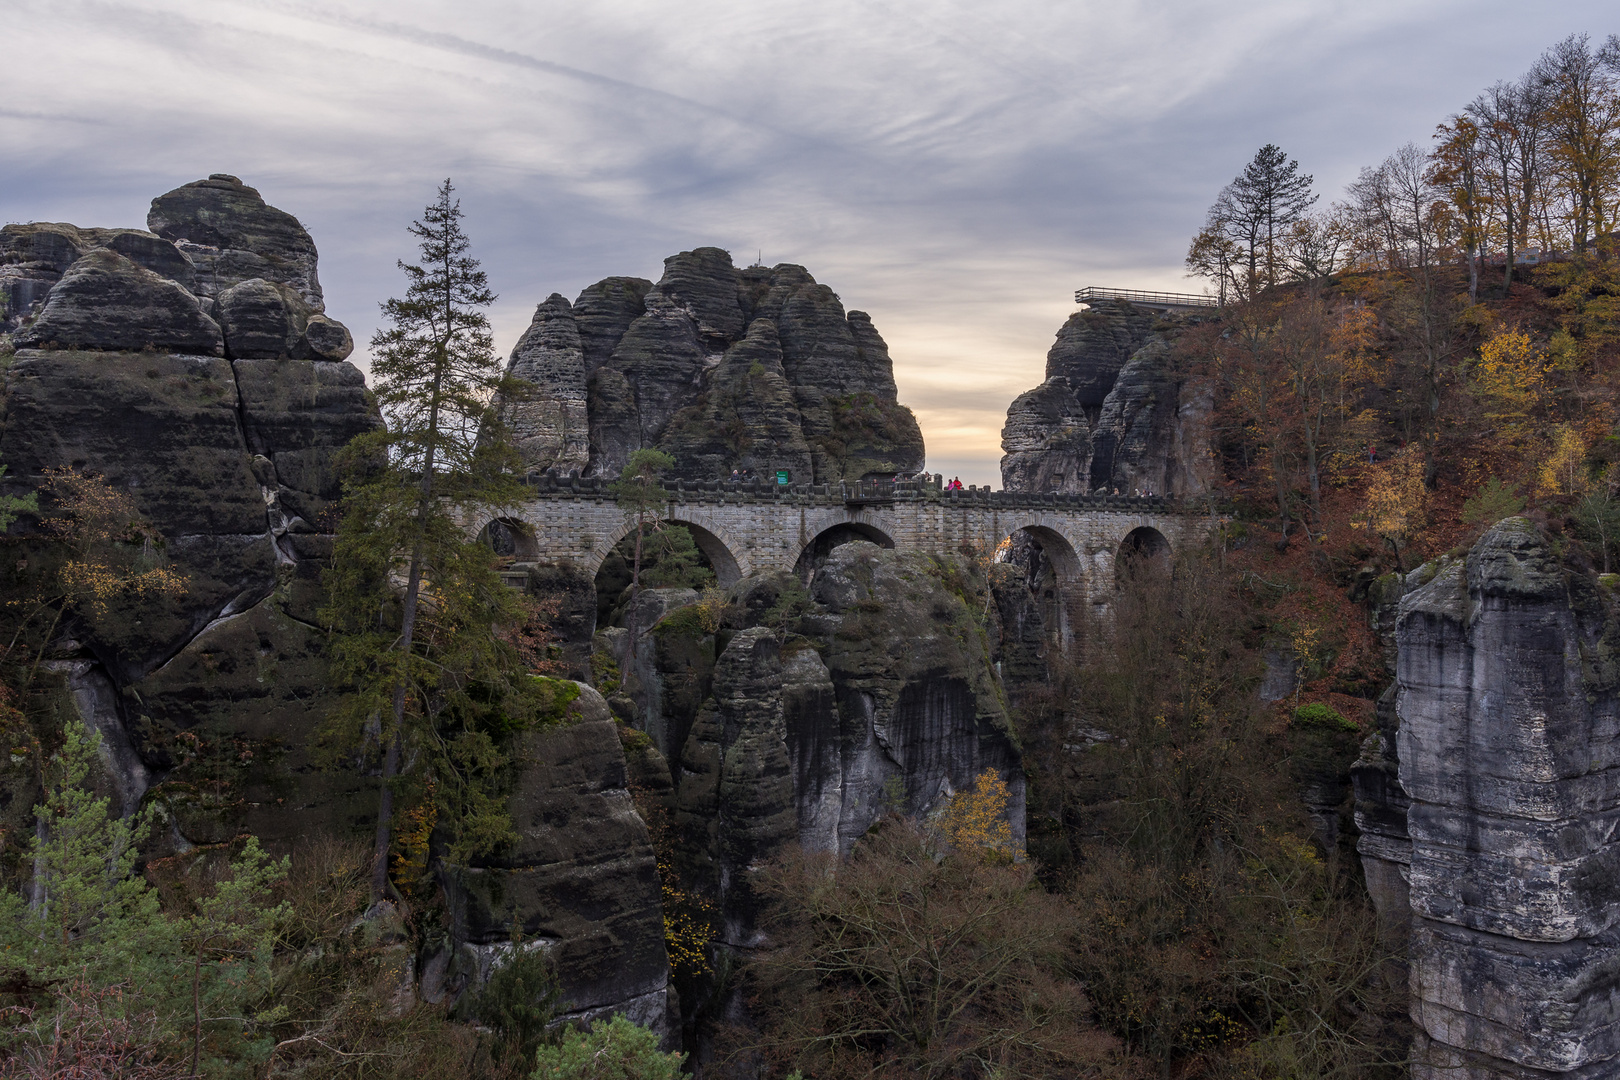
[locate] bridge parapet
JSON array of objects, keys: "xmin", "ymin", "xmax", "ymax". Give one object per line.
[{"xmin": 520, "ymin": 472, "xmax": 1201, "ymax": 515}]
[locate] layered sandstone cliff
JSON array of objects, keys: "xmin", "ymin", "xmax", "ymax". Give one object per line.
[
  {"xmin": 498, "ymin": 249, "xmax": 925, "ymax": 485},
  {"xmin": 1378, "ymin": 520, "xmax": 1620, "ymax": 1079},
  {"xmin": 0, "ymin": 177, "xmax": 673, "ymax": 1031},
  {"xmin": 0, "ymin": 175, "xmax": 376, "ymax": 846},
  {"xmin": 1000, "ymin": 299, "xmax": 1214, "ymax": 497},
  {"xmin": 602, "ymin": 542, "xmax": 1024, "ymax": 943}
]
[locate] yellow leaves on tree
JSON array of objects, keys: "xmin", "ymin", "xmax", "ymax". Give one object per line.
[
  {"xmin": 693, "ymin": 585, "xmax": 729, "ymax": 635},
  {"xmin": 389, "ymin": 783, "xmax": 438, "ymax": 900},
  {"xmin": 41, "ymin": 467, "xmax": 186, "ymax": 618},
  {"xmin": 1359, "ymin": 448, "xmax": 1428, "ymax": 571},
  {"xmin": 1537, "ymin": 424, "xmax": 1592, "ymax": 498},
  {"xmin": 942, "ymin": 767, "xmax": 1022, "ymax": 862},
  {"xmin": 1474, "ymin": 328, "xmax": 1545, "ymax": 429}
]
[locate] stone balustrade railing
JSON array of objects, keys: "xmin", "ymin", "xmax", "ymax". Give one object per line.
[{"xmin": 520, "ymin": 472, "xmax": 1203, "ymax": 514}]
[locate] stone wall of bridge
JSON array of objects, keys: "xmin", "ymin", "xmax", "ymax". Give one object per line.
[{"xmin": 481, "ymin": 478, "xmax": 1216, "ymax": 654}]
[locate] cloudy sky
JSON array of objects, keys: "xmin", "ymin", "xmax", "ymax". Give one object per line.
[{"xmin": 4, "ymin": 1, "xmax": 1612, "ymax": 485}]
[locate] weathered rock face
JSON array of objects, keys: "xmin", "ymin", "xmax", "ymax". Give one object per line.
[
  {"xmin": 2, "ymin": 223, "xmax": 196, "ymax": 337},
  {"xmin": 674, "ymin": 627, "xmax": 796, "ymax": 945},
  {"xmin": 659, "ymin": 319, "xmax": 814, "ymax": 484},
  {"xmin": 500, "ymin": 294, "xmax": 591, "ymax": 476},
  {"xmin": 438, "ymin": 684, "xmax": 672, "ymax": 1034},
  {"xmin": 798, "ymin": 543, "xmax": 1024, "ymax": 850},
  {"xmin": 0, "ymin": 178, "xmax": 377, "ymax": 849},
  {"xmin": 1046, "ymin": 300, "xmax": 1158, "ymax": 407},
  {"xmin": 999, "ymin": 377, "xmax": 1090, "ymax": 493},
  {"xmin": 611, "ymin": 544, "xmax": 1023, "ymax": 945},
  {"xmin": 15, "ymin": 249, "xmax": 223, "ymax": 354},
  {"xmin": 1395, "ymin": 520, "xmax": 1620, "ymax": 1079},
  {"xmin": 501, "ymin": 248, "xmax": 924, "ymax": 484},
  {"xmin": 3, "ymin": 174, "xmax": 351, "ymax": 366},
  {"xmin": 998, "ymin": 300, "xmax": 1214, "ymax": 498},
  {"xmin": 146, "ymin": 174, "xmax": 323, "ymax": 307}
]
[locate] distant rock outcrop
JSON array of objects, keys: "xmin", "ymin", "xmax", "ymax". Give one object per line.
[
  {"xmin": 499, "ymin": 248, "xmax": 925, "ymax": 484},
  {"xmin": 998, "ymin": 299, "xmax": 1214, "ymax": 498}
]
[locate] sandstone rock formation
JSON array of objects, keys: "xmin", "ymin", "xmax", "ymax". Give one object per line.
[
  {"xmin": 0, "ymin": 177, "xmax": 374, "ymax": 848},
  {"xmin": 499, "ymin": 248, "xmax": 924, "ymax": 484},
  {"xmin": 146, "ymin": 173, "xmax": 323, "ymax": 307},
  {"xmin": 607, "ymin": 542, "xmax": 1024, "ymax": 954},
  {"xmin": 500, "ymin": 294, "xmax": 591, "ymax": 476},
  {"xmin": 1391, "ymin": 520, "xmax": 1620, "ymax": 1079},
  {"xmin": 999, "ymin": 299, "xmax": 1214, "ymax": 497},
  {"xmin": 435, "ymin": 684, "xmax": 672, "ymax": 1034}
]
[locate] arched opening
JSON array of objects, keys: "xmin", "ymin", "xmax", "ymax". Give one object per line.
[
  {"xmin": 593, "ymin": 519, "xmax": 741, "ymax": 631},
  {"xmin": 478, "ymin": 518, "xmax": 538, "ymax": 562},
  {"xmin": 1116, "ymin": 526, "xmax": 1171, "ymax": 582},
  {"xmin": 794, "ymin": 522, "xmax": 896, "ymax": 582},
  {"xmin": 994, "ymin": 525, "xmax": 1083, "ymax": 664}
]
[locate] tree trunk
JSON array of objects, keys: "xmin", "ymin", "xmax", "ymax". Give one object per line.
[
  {"xmin": 372, "ymin": 374, "xmax": 442, "ymax": 903},
  {"xmin": 626, "ymin": 512, "xmax": 645, "ymax": 662}
]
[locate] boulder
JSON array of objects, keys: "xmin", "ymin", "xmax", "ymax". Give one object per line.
[
  {"xmin": 15, "ymin": 249, "xmax": 221, "ymax": 355},
  {"xmin": 297, "ymin": 314, "xmax": 354, "ymax": 361},
  {"xmin": 147, "ymin": 174, "xmax": 323, "ymax": 307},
  {"xmin": 216, "ymin": 278, "xmax": 311, "ymax": 359}
]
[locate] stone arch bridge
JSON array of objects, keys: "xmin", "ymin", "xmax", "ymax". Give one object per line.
[{"xmin": 483, "ymin": 476, "xmax": 1216, "ymax": 653}]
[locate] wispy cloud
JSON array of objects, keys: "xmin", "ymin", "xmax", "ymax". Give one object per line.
[{"xmin": 3, "ymin": 0, "xmax": 1611, "ymax": 484}]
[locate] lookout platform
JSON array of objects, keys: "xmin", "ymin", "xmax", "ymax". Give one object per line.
[{"xmin": 1075, "ymin": 286, "xmax": 1219, "ymax": 313}]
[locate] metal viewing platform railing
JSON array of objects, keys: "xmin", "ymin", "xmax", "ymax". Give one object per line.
[{"xmin": 1075, "ymin": 286, "xmax": 1220, "ymax": 311}]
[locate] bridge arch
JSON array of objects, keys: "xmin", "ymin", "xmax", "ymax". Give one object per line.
[
  {"xmin": 600, "ymin": 515, "xmax": 746, "ymax": 588},
  {"xmin": 794, "ymin": 521, "xmax": 896, "ymax": 580},
  {"xmin": 1116, "ymin": 525, "xmax": 1171, "ymax": 581},
  {"xmin": 478, "ymin": 517, "xmax": 539, "ymax": 561},
  {"xmin": 992, "ymin": 521, "xmax": 1087, "ymax": 649}
]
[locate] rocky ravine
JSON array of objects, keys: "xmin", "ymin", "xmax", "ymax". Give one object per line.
[
  {"xmin": 498, "ymin": 248, "xmax": 925, "ymax": 485},
  {"xmin": 1, "ymin": 181, "xmax": 1030, "ymax": 1042}
]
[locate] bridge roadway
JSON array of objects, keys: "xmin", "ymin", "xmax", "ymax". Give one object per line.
[{"xmin": 486, "ymin": 475, "xmax": 1215, "ymax": 650}]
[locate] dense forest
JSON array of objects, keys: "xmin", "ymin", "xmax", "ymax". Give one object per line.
[{"xmin": 2, "ymin": 30, "xmax": 1620, "ymax": 1080}]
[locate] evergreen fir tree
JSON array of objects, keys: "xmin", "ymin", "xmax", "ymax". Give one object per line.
[{"xmin": 319, "ymin": 180, "xmax": 541, "ymax": 902}]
